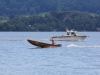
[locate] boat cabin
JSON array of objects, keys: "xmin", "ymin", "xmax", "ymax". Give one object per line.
[{"xmin": 67, "ymin": 30, "xmax": 78, "ymax": 36}]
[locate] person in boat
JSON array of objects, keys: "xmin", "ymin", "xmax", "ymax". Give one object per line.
[{"xmin": 52, "ymin": 40, "xmax": 55, "ymax": 45}]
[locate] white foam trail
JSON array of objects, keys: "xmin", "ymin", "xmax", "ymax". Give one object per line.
[
  {"xmin": 67, "ymin": 44, "xmax": 100, "ymax": 48},
  {"xmin": 67, "ymin": 44, "xmax": 78, "ymax": 47}
]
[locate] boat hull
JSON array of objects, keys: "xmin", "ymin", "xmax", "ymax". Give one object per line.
[
  {"xmin": 50, "ymin": 36, "xmax": 87, "ymax": 41},
  {"xmin": 27, "ymin": 39, "xmax": 61, "ymax": 48}
]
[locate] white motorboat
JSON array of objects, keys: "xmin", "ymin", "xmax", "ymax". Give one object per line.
[{"xmin": 50, "ymin": 29, "xmax": 87, "ymax": 41}]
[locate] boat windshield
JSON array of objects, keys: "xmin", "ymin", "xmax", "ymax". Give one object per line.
[{"xmin": 67, "ymin": 30, "xmax": 78, "ymax": 36}]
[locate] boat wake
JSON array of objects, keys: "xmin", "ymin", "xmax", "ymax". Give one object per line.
[{"xmin": 67, "ymin": 44, "xmax": 100, "ymax": 48}]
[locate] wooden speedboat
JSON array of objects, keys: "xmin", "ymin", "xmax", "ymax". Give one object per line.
[{"xmin": 27, "ymin": 39, "xmax": 61, "ymax": 48}]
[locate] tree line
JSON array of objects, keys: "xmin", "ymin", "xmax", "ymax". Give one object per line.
[
  {"xmin": 0, "ymin": 0, "xmax": 100, "ymax": 17},
  {"xmin": 0, "ymin": 11, "xmax": 100, "ymax": 31}
]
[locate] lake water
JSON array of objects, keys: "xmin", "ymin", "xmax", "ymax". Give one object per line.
[{"xmin": 0, "ymin": 32, "xmax": 100, "ymax": 75}]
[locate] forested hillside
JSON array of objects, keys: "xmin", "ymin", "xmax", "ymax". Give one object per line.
[
  {"xmin": 0, "ymin": 0, "xmax": 100, "ymax": 31},
  {"xmin": 0, "ymin": 0, "xmax": 100, "ymax": 17},
  {"xmin": 0, "ymin": 11, "xmax": 100, "ymax": 31}
]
